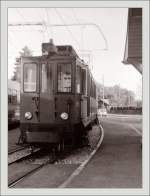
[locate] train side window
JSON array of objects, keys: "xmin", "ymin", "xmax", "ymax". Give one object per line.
[
  {"xmin": 90, "ymin": 78, "xmax": 94, "ymax": 98},
  {"xmin": 82, "ymin": 69, "xmax": 87, "ymax": 95},
  {"xmin": 24, "ymin": 63, "xmax": 37, "ymax": 92},
  {"xmin": 76, "ymin": 66, "xmax": 82, "ymax": 93},
  {"xmin": 90, "ymin": 78, "xmax": 92, "ymax": 97},
  {"xmin": 41, "ymin": 63, "xmax": 48, "ymax": 93},
  {"xmin": 57, "ymin": 63, "xmax": 72, "ymax": 92}
]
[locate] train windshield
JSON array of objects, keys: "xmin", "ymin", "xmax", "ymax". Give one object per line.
[
  {"xmin": 57, "ymin": 63, "xmax": 72, "ymax": 92},
  {"xmin": 23, "ymin": 63, "xmax": 37, "ymax": 92}
]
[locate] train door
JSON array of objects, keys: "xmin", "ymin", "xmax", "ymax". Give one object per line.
[
  {"xmin": 21, "ymin": 57, "xmax": 40, "ymax": 124},
  {"xmin": 81, "ymin": 68, "xmax": 88, "ymax": 120},
  {"xmin": 76, "ymin": 65, "xmax": 88, "ymax": 121},
  {"xmin": 87, "ymin": 71, "xmax": 91, "ymax": 117},
  {"xmin": 39, "ymin": 61, "xmax": 55, "ymax": 123}
]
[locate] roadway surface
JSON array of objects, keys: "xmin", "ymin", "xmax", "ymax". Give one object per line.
[{"xmin": 65, "ymin": 114, "xmax": 142, "ymax": 188}]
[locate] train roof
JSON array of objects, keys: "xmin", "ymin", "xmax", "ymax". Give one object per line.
[
  {"xmin": 21, "ymin": 41, "xmax": 92, "ymax": 72},
  {"xmin": 42, "ymin": 41, "xmax": 79, "ymax": 58},
  {"xmin": 21, "ymin": 44, "xmax": 81, "ymax": 61},
  {"xmin": 56, "ymin": 45, "xmax": 79, "ymax": 57}
]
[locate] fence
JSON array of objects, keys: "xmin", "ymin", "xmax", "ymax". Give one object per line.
[{"xmin": 109, "ymin": 107, "xmax": 142, "ymax": 115}]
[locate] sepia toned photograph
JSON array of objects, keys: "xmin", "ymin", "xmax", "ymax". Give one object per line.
[{"xmin": 0, "ymin": 1, "xmax": 149, "ymax": 195}]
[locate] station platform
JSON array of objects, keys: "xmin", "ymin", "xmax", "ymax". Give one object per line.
[{"xmin": 64, "ymin": 118, "xmax": 142, "ymax": 188}]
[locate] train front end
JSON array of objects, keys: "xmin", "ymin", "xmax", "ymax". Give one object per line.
[{"xmin": 20, "ymin": 40, "xmax": 83, "ymax": 147}]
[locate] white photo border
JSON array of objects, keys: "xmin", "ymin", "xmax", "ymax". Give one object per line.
[{"xmin": 1, "ymin": 0, "xmax": 149, "ymax": 195}]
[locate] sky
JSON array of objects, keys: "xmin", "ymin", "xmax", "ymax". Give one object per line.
[{"xmin": 8, "ymin": 8, "xmax": 142, "ymax": 99}]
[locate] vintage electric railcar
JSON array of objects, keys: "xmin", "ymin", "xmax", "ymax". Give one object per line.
[
  {"xmin": 20, "ymin": 40, "xmax": 97, "ymax": 149},
  {"xmin": 8, "ymin": 81, "xmax": 20, "ymax": 129}
]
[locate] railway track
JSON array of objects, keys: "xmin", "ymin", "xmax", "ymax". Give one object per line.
[
  {"xmin": 8, "ymin": 147, "xmax": 72, "ymax": 188},
  {"xmin": 8, "ymin": 121, "xmax": 104, "ymax": 188},
  {"xmin": 8, "ymin": 158, "xmax": 50, "ymax": 187},
  {"xmin": 8, "ymin": 146, "xmax": 26, "ymax": 155},
  {"xmin": 8, "ymin": 146, "xmax": 41, "ymax": 165},
  {"xmin": 8, "ymin": 147, "xmax": 57, "ymax": 187}
]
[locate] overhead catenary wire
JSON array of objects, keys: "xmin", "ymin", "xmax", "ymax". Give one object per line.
[
  {"xmin": 37, "ymin": 8, "xmax": 48, "ymax": 42},
  {"xmin": 9, "ymin": 9, "xmax": 108, "ymax": 53},
  {"xmin": 9, "ymin": 22, "xmax": 108, "ymax": 51},
  {"xmin": 71, "ymin": 8, "xmax": 80, "ymax": 24},
  {"xmin": 45, "ymin": 8, "xmax": 53, "ymax": 39},
  {"xmin": 16, "ymin": 8, "xmax": 35, "ymax": 34},
  {"xmin": 9, "ymin": 9, "xmax": 44, "ymax": 62},
  {"xmin": 71, "ymin": 8, "xmax": 85, "ymax": 52},
  {"xmin": 11, "ymin": 8, "xmax": 30, "ymax": 48},
  {"xmin": 41, "ymin": 8, "xmax": 50, "ymax": 41},
  {"xmin": 48, "ymin": 23, "xmax": 108, "ymax": 50},
  {"xmin": 54, "ymin": 8, "xmax": 81, "ymax": 50},
  {"xmin": 71, "ymin": 8, "xmax": 93, "ymax": 68},
  {"xmin": 16, "ymin": 8, "xmax": 45, "ymax": 43},
  {"xmin": 36, "ymin": 8, "xmax": 47, "ymax": 42}
]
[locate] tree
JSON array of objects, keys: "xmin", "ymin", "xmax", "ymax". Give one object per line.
[
  {"xmin": 136, "ymin": 100, "xmax": 142, "ymax": 107},
  {"xmin": 11, "ymin": 46, "xmax": 33, "ymax": 82},
  {"xmin": 19, "ymin": 46, "xmax": 33, "ymax": 57},
  {"xmin": 97, "ymin": 83, "xmax": 136, "ymax": 107}
]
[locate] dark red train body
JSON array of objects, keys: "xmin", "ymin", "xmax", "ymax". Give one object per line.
[{"xmin": 20, "ymin": 40, "xmax": 97, "ymax": 148}]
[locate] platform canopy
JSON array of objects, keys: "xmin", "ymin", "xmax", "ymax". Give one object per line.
[{"xmin": 122, "ymin": 8, "xmax": 142, "ymax": 74}]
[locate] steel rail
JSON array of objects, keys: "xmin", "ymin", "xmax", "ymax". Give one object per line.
[
  {"xmin": 8, "ymin": 160, "xmax": 49, "ymax": 188},
  {"xmin": 8, "ymin": 148, "xmax": 69, "ymax": 187},
  {"xmin": 8, "ymin": 146, "xmax": 26, "ymax": 155},
  {"xmin": 8, "ymin": 147, "xmax": 40, "ymax": 165}
]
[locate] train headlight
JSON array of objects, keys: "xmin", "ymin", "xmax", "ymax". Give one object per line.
[
  {"xmin": 25, "ymin": 112, "xmax": 32, "ymax": 120},
  {"xmin": 60, "ymin": 112, "xmax": 69, "ymax": 120}
]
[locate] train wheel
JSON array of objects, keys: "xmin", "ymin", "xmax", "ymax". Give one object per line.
[
  {"xmin": 95, "ymin": 116, "xmax": 99, "ymax": 125},
  {"xmin": 56, "ymin": 138, "xmax": 65, "ymax": 153},
  {"xmin": 56, "ymin": 143, "xmax": 61, "ymax": 152},
  {"xmin": 29, "ymin": 146, "xmax": 34, "ymax": 154},
  {"xmin": 70, "ymin": 128, "xmax": 79, "ymax": 149},
  {"xmin": 48, "ymin": 147, "xmax": 56, "ymax": 163},
  {"xmin": 60, "ymin": 138, "xmax": 65, "ymax": 152}
]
